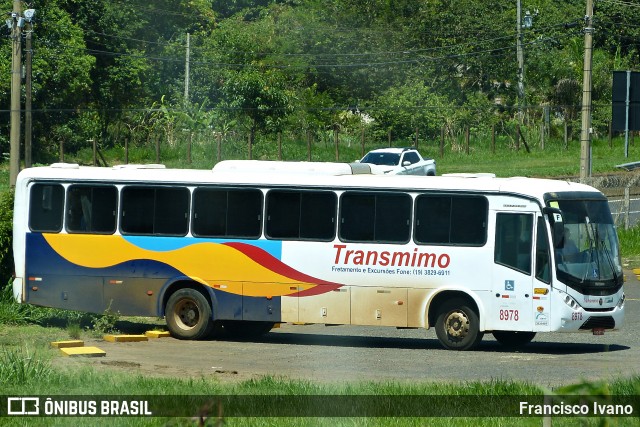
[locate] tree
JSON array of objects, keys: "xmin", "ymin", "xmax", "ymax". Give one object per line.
[
  {"xmin": 61, "ymin": 0, "xmax": 215, "ymax": 148},
  {"xmin": 371, "ymin": 80, "xmax": 450, "ymax": 143},
  {"xmin": 0, "ymin": 0, "xmax": 95, "ymax": 160},
  {"xmin": 220, "ymin": 69, "xmax": 293, "ymax": 146}
]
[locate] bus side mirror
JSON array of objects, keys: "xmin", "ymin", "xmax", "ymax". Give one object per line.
[{"xmin": 543, "ymin": 207, "xmax": 564, "ymax": 248}]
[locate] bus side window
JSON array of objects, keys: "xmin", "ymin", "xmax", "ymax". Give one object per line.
[
  {"xmin": 414, "ymin": 195, "xmax": 487, "ymax": 246},
  {"xmin": 192, "ymin": 188, "xmax": 262, "ymax": 239},
  {"xmin": 155, "ymin": 187, "xmax": 189, "ymax": 235},
  {"xmin": 300, "ymin": 191, "xmax": 336, "ymax": 240},
  {"xmin": 66, "ymin": 185, "xmax": 117, "ymax": 233},
  {"xmin": 266, "ymin": 190, "xmax": 336, "ymax": 240},
  {"xmin": 121, "ymin": 186, "xmax": 189, "ymax": 236},
  {"xmin": 266, "ymin": 191, "xmax": 301, "ymax": 239},
  {"xmin": 340, "ymin": 193, "xmax": 375, "ymax": 241},
  {"xmin": 535, "ymin": 217, "xmax": 551, "ymax": 283},
  {"xmin": 494, "ymin": 213, "xmax": 533, "ymax": 275},
  {"xmin": 29, "ymin": 183, "xmax": 64, "ymax": 232},
  {"xmin": 339, "ymin": 192, "xmax": 410, "ymax": 243},
  {"xmin": 91, "ymin": 186, "xmax": 118, "ymax": 233}
]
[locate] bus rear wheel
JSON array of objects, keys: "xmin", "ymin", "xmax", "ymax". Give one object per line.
[
  {"xmin": 435, "ymin": 299, "xmax": 483, "ymax": 350},
  {"xmin": 165, "ymin": 288, "xmax": 214, "ymax": 340},
  {"xmin": 492, "ymin": 331, "xmax": 536, "ymax": 348}
]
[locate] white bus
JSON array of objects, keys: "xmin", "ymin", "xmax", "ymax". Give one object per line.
[{"xmin": 12, "ymin": 162, "xmax": 625, "ymax": 350}]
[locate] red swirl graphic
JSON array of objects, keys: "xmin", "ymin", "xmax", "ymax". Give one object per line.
[{"xmin": 222, "ymin": 242, "xmax": 343, "ymax": 296}]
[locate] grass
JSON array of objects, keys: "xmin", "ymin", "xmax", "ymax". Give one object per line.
[
  {"xmin": 0, "ymin": 346, "xmax": 56, "ymax": 385},
  {"xmin": 50, "ymin": 131, "xmax": 640, "ymax": 179},
  {"xmin": 0, "ymin": 340, "xmax": 637, "ymax": 426},
  {"xmin": 619, "ymin": 226, "xmax": 640, "ymax": 261}
]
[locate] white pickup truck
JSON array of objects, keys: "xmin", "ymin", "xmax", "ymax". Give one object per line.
[{"xmin": 358, "ymin": 148, "xmax": 436, "ymax": 176}]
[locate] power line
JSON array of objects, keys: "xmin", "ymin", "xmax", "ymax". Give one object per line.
[
  {"xmin": 79, "ymin": 16, "xmax": 581, "ymax": 59},
  {"xmin": 37, "ymin": 30, "xmax": 572, "ymax": 71},
  {"xmin": 599, "ymin": 0, "xmax": 640, "ymax": 8}
]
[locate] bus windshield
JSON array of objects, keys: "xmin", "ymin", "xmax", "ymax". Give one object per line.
[{"xmin": 553, "ymin": 198, "xmax": 622, "ymax": 288}]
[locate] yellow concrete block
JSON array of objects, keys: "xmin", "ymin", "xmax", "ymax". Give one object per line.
[
  {"xmin": 50, "ymin": 340, "xmax": 84, "ymax": 349},
  {"xmin": 144, "ymin": 330, "xmax": 170, "ymax": 338},
  {"xmin": 633, "ymin": 268, "xmax": 640, "ymax": 275},
  {"xmin": 103, "ymin": 334, "xmax": 149, "ymax": 342},
  {"xmin": 60, "ymin": 346, "xmax": 106, "ymax": 357}
]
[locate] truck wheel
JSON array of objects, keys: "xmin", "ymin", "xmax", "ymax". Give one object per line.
[
  {"xmin": 165, "ymin": 288, "xmax": 214, "ymax": 340},
  {"xmin": 435, "ymin": 298, "xmax": 483, "ymax": 350}
]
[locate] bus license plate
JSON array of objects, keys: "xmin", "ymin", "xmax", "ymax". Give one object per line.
[{"xmin": 592, "ymin": 328, "xmax": 605, "ymax": 336}]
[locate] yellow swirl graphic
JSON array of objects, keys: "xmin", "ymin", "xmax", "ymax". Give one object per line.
[{"xmin": 43, "ymin": 234, "xmax": 316, "ymax": 297}]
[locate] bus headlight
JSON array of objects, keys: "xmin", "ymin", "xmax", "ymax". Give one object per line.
[
  {"xmin": 563, "ymin": 294, "xmax": 581, "ymax": 310},
  {"xmin": 617, "ymin": 293, "xmax": 626, "ymax": 309}
]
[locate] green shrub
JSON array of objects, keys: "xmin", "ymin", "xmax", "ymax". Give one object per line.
[
  {"xmin": 0, "ymin": 281, "xmax": 47, "ymax": 325},
  {"xmin": 618, "ymin": 225, "xmax": 640, "ymax": 260},
  {"xmin": 90, "ymin": 301, "xmax": 120, "ymax": 337},
  {"xmin": 0, "ymin": 190, "xmax": 13, "ymax": 284}
]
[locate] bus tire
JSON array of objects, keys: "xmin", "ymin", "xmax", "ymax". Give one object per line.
[
  {"xmin": 492, "ymin": 331, "xmax": 536, "ymax": 348},
  {"xmin": 435, "ymin": 298, "xmax": 483, "ymax": 350},
  {"xmin": 165, "ymin": 288, "xmax": 214, "ymax": 340}
]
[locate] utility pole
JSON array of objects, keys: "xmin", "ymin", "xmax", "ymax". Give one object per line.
[
  {"xmin": 516, "ymin": 0, "xmax": 525, "ymax": 123},
  {"xmin": 579, "ymin": 0, "xmax": 594, "ymax": 181},
  {"xmin": 184, "ymin": 33, "xmax": 190, "ymax": 104},
  {"xmin": 25, "ymin": 23, "xmax": 33, "ymax": 168},
  {"xmin": 9, "ymin": 0, "xmax": 22, "ymax": 186}
]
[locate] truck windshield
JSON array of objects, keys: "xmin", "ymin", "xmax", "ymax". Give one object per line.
[
  {"xmin": 552, "ymin": 198, "xmax": 623, "ymax": 292},
  {"xmin": 361, "ymin": 152, "xmax": 400, "ymax": 166}
]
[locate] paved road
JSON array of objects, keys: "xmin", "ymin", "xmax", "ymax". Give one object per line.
[{"xmin": 62, "ymin": 271, "xmax": 640, "ymax": 388}]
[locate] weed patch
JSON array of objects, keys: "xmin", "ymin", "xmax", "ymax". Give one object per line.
[
  {"xmin": 90, "ymin": 302, "xmax": 120, "ymax": 337},
  {"xmin": 0, "ymin": 346, "xmax": 57, "ymax": 385}
]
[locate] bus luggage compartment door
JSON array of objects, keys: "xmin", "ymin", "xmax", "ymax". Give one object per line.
[
  {"xmin": 241, "ymin": 282, "xmax": 281, "ymax": 322},
  {"xmin": 351, "ymin": 286, "xmax": 408, "ymax": 327},
  {"xmin": 298, "ymin": 285, "xmax": 350, "ymax": 324}
]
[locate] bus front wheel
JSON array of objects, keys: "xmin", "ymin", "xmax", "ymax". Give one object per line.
[
  {"xmin": 492, "ymin": 331, "xmax": 536, "ymax": 348},
  {"xmin": 165, "ymin": 288, "xmax": 214, "ymax": 340},
  {"xmin": 434, "ymin": 299, "xmax": 483, "ymax": 350}
]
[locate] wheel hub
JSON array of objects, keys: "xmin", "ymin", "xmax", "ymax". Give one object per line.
[
  {"xmin": 445, "ymin": 311, "xmax": 469, "ymax": 338},
  {"xmin": 177, "ymin": 301, "xmax": 199, "ymax": 328}
]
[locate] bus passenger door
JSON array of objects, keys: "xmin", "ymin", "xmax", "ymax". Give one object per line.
[
  {"xmin": 531, "ymin": 216, "xmax": 552, "ymax": 332},
  {"xmin": 491, "ymin": 212, "xmax": 534, "ymax": 331}
]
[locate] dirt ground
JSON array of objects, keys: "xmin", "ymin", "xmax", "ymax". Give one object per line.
[{"xmin": 52, "ymin": 272, "xmax": 640, "ymax": 386}]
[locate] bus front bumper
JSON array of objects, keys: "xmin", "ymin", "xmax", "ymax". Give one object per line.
[{"xmin": 555, "ymin": 290, "xmax": 625, "ymax": 333}]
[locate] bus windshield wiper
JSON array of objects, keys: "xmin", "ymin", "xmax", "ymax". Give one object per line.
[
  {"xmin": 595, "ymin": 223, "xmax": 618, "ymax": 283},
  {"xmin": 581, "ymin": 217, "xmax": 597, "ymax": 281}
]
